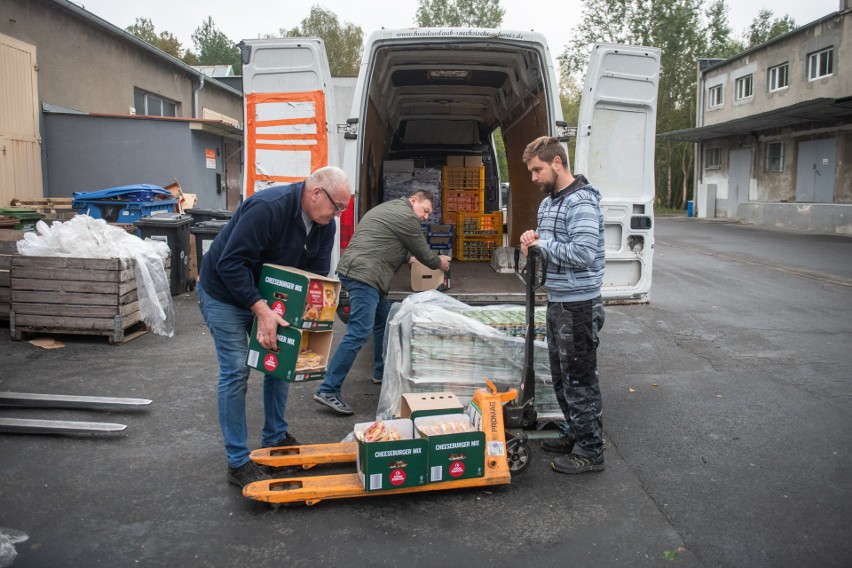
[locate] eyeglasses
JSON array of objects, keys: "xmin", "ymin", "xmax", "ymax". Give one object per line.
[{"xmin": 319, "ymin": 186, "xmax": 347, "ymax": 214}]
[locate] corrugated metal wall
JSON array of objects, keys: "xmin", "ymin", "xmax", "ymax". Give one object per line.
[{"xmin": 0, "ymin": 33, "xmax": 43, "ymax": 204}]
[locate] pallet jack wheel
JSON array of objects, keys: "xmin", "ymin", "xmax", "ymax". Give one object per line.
[{"xmin": 507, "ymin": 442, "xmax": 532, "ymax": 473}]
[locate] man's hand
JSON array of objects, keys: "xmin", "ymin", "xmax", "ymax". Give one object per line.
[
  {"xmin": 439, "ymin": 255, "xmax": 451, "ymax": 272},
  {"xmin": 250, "ymin": 299, "xmax": 289, "ymax": 350},
  {"xmin": 519, "ymin": 230, "xmax": 540, "ymax": 256}
]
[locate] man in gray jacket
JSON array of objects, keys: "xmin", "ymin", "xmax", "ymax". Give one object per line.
[{"xmin": 313, "ymin": 190, "xmax": 451, "ymax": 415}]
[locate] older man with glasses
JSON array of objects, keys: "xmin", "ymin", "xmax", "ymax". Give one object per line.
[
  {"xmin": 313, "ymin": 190, "xmax": 450, "ymax": 416},
  {"xmin": 197, "ymin": 165, "xmax": 350, "ymax": 489}
]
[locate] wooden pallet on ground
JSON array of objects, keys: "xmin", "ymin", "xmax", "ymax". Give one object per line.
[{"xmin": 9, "ymin": 256, "xmax": 160, "ymax": 344}]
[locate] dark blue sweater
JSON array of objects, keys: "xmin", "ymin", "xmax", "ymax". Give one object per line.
[{"xmin": 199, "ymin": 182, "xmax": 335, "ymax": 309}]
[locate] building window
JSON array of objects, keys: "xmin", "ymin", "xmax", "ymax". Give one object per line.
[
  {"xmin": 708, "ymin": 85, "xmax": 723, "ymax": 107},
  {"xmin": 734, "ymin": 75, "xmax": 753, "ymax": 100},
  {"xmin": 768, "ymin": 63, "xmax": 789, "ymax": 92},
  {"xmin": 705, "ymin": 147, "xmax": 722, "ymax": 169},
  {"xmin": 134, "ymin": 90, "xmax": 178, "ymax": 117},
  {"xmin": 807, "ymin": 47, "xmax": 834, "ymax": 80},
  {"xmin": 766, "ymin": 142, "xmax": 784, "ymax": 172}
]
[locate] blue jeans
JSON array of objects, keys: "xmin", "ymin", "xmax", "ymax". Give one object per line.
[
  {"xmin": 317, "ymin": 276, "xmax": 389, "ymax": 394},
  {"xmin": 197, "ymin": 281, "xmax": 290, "ymax": 468}
]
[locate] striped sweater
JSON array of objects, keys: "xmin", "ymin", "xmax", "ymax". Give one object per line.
[{"xmin": 535, "ymin": 175, "xmax": 605, "ymax": 302}]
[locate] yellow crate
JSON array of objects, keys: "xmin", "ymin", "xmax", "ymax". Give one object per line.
[
  {"xmin": 453, "ymin": 235, "xmax": 501, "ymax": 261},
  {"xmin": 442, "ymin": 166, "xmax": 485, "ymax": 190},
  {"xmin": 441, "ymin": 189, "xmax": 484, "ymax": 224},
  {"xmin": 456, "ymin": 211, "xmax": 503, "ymax": 239}
]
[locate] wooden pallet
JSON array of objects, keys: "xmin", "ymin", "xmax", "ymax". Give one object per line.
[
  {"xmin": 10, "ymin": 256, "xmax": 154, "ymax": 344},
  {"xmin": 9, "ymin": 197, "xmax": 75, "ymax": 220}
]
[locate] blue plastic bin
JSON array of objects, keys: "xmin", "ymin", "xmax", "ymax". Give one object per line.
[
  {"xmin": 687, "ymin": 200, "xmax": 694, "ymax": 217},
  {"xmin": 72, "ymin": 184, "xmax": 177, "ymax": 224}
]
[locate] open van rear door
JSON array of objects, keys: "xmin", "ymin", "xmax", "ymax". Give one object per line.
[
  {"xmin": 573, "ymin": 43, "xmax": 661, "ymax": 303},
  {"xmin": 240, "ymin": 38, "xmax": 337, "ymax": 198}
]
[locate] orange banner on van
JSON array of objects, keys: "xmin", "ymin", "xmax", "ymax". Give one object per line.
[{"xmin": 245, "ymin": 90, "xmax": 329, "ymax": 197}]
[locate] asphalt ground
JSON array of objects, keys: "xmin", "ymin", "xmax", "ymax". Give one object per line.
[{"xmin": 1, "ymin": 217, "xmax": 850, "ymax": 568}]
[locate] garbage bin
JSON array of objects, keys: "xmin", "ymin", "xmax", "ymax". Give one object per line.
[
  {"xmin": 190, "ymin": 220, "xmax": 229, "ymax": 272},
  {"xmin": 134, "ymin": 213, "xmax": 193, "ymax": 295},
  {"xmin": 185, "ymin": 208, "xmax": 233, "ymax": 226}
]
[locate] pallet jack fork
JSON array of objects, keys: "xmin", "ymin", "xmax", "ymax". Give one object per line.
[
  {"xmin": 243, "ymin": 382, "xmax": 518, "ymax": 506},
  {"xmin": 0, "ymin": 391, "xmax": 152, "ymax": 434}
]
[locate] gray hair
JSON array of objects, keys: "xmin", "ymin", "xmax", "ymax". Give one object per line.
[{"xmin": 308, "ymin": 166, "xmax": 349, "ymax": 191}]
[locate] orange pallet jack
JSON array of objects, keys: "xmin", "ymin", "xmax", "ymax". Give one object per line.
[{"xmin": 243, "ymin": 381, "xmax": 517, "ymax": 505}]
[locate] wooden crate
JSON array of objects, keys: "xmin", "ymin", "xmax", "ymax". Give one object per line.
[
  {"xmin": 0, "ymin": 229, "xmax": 26, "ymax": 320},
  {"xmin": 10, "ymin": 256, "xmax": 153, "ymax": 344}
]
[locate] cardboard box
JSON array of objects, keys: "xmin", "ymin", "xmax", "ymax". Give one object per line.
[
  {"xmin": 464, "ymin": 155, "xmax": 483, "ymax": 168},
  {"xmin": 258, "ymin": 264, "xmax": 340, "ymax": 330},
  {"xmin": 446, "ymin": 155, "xmax": 465, "ymax": 167},
  {"xmin": 415, "ymin": 413, "xmax": 486, "ymax": 482},
  {"xmin": 410, "ymin": 263, "xmax": 446, "ymax": 292},
  {"xmin": 355, "ymin": 419, "xmax": 428, "ymax": 492},
  {"xmin": 401, "ymin": 392, "xmax": 463, "ymax": 420},
  {"xmin": 246, "ymin": 323, "xmax": 333, "ymax": 382}
]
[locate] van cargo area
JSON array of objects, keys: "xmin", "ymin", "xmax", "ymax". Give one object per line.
[{"xmin": 350, "ymin": 33, "xmax": 562, "ymax": 302}]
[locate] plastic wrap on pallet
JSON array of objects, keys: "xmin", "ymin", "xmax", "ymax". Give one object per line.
[
  {"xmin": 15, "ymin": 216, "xmax": 175, "ymax": 337},
  {"xmin": 383, "ymin": 168, "xmax": 442, "ymax": 224},
  {"xmin": 376, "ymin": 290, "xmax": 563, "ymax": 422}
]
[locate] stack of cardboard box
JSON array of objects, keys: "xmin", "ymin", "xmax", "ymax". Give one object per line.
[{"xmin": 245, "ymin": 265, "xmax": 340, "ymax": 382}]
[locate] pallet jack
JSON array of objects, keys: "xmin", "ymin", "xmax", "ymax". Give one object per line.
[
  {"xmin": 242, "ymin": 247, "xmax": 549, "ymax": 505},
  {"xmin": 0, "ymin": 391, "xmax": 152, "ymax": 434}
]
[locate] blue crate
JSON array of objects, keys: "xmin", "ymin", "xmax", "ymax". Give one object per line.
[
  {"xmin": 72, "ymin": 198, "xmax": 177, "ymax": 224},
  {"xmin": 427, "ymin": 223, "xmax": 454, "ymax": 237},
  {"xmin": 429, "ymin": 246, "xmax": 451, "ymax": 256}
]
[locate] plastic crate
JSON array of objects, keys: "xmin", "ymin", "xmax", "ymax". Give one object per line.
[
  {"xmin": 426, "ymin": 223, "xmax": 454, "ymax": 237},
  {"xmin": 73, "ymin": 198, "xmax": 177, "ymax": 224},
  {"xmin": 441, "ymin": 189, "xmax": 483, "ymax": 224},
  {"xmin": 427, "ymin": 235, "xmax": 453, "ymax": 247},
  {"xmin": 429, "ymin": 246, "xmax": 452, "ymax": 257},
  {"xmin": 456, "ymin": 211, "xmax": 503, "ymax": 238},
  {"xmin": 442, "ymin": 166, "xmax": 485, "ymax": 190},
  {"xmin": 453, "ymin": 235, "xmax": 500, "ymax": 261}
]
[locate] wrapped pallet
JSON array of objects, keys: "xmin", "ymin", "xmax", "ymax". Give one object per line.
[{"xmin": 377, "ymin": 290, "xmax": 563, "ymax": 423}]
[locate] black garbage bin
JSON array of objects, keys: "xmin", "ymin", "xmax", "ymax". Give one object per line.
[
  {"xmin": 185, "ymin": 208, "xmax": 233, "ymax": 226},
  {"xmin": 190, "ymin": 219, "xmax": 229, "ymax": 275},
  {"xmin": 134, "ymin": 213, "xmax": 193, "ymax": 295}
]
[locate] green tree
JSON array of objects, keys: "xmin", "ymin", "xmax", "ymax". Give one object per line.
[
  {"xmin": 192, "ymin": 16, "xmax": 241, "ymax": 74},
  {"xmin": 415, "ymin": 0, "xmax": 505, "ymax": 27},
  {"xmin": 743, "ymin": 9, "xmax": 796, "ymax": 48},
  {"xmin": 704, "ymin": 0, "xmax": 740, "ymax": 58},
  {"xmin": 126, "ymin": 17, "xmax": 185, "ymax": 59},
  {"xmin": 559, "ymin": 0, "xmax": 757, "ymax": 209},
  {"xmin": 282, "ymin": 5, "xmax": 364, "ymax": 76}
]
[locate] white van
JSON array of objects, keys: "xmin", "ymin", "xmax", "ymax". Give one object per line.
[{"xmin": 240, "ymin": 31, "xmax": 660, "ymax": 304}]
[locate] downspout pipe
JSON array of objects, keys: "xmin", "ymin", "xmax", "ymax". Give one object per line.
[{"xmin": 193, "ymin": 75, "xmax": 205, "ymax": 119}]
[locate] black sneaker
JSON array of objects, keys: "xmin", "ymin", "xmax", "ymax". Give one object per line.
[
  {"xmin": 540, "ymin": 434, "xmax": 576, "ymax": 454},
  {"xmin": 551, "ymin": 453, "xmax": 605, "ymax": 474},
  {"xmin": 274, "ymin": 431, "xmax": 300, "ymax": 447},
  {"xmin": 227, "ymin": 460, "xmax": 272, "ymax": 488}
]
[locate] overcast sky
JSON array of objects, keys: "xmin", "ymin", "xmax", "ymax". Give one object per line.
[{"xmin": 76, "ymin": 0, "xmax": 842, "ymax": 57}]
